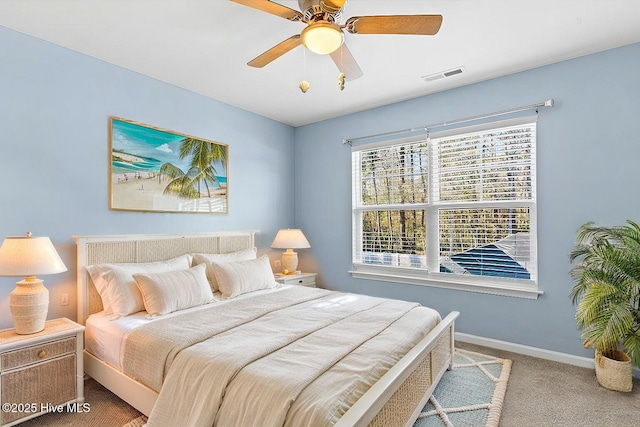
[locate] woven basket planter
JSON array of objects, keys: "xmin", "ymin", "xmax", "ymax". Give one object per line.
[{"xmin": 595, "ymin": 350, "xmax": 632, "ymax": 392}]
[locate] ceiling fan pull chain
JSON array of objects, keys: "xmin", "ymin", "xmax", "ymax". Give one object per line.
[
  {"xmin": 300, "ymin": 47, "xmax": 310, "ymax": 93},
  {"xmin": 337, "ymin": 42, "xmax": 344, "ymax": 90}
]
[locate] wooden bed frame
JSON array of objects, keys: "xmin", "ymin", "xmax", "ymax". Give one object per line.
[{"xmin": 74, "ymin": 231, "xmax": 459, "ymax": 427}]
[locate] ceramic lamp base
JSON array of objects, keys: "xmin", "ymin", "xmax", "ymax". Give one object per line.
[
  {"xmin": 281, "ymin": 250, "xmax": 298, "ymax": 274},
  {"xmin": 10, "ymin": 277, "xmax": 49, "ymax": 335}
]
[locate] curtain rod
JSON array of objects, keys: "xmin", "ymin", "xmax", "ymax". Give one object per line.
[{"xmin": 342, "ymin": 98, "xmax": 554, "ymax": 146}]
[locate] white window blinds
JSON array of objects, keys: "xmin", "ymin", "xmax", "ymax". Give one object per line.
[
  {"xmin": 434, "ymin": 123, "xmax": 534, "ymax": 203},
  {"xmin": 352, "ymin": 116, "xmax": 538, "ymax": 296},
  {"xmin": 352, "ymin": 136, "xmax": 429, "ymax": 269}
]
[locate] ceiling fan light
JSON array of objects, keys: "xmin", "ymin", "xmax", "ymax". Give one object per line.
[{"xmin": 302, "ymin": 22, "xmax": 344, "ymax": 55}]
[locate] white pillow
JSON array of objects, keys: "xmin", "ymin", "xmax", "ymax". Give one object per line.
[
  {"xmin": 88, "ymin": 255, "xmax": 192, "ymax": 318},
  {"xmin": 133, "ymin": 264, "xmax": 214, "ymax": 316},
  {"xmin": 192, "ymin": 247, "xmax": 257, "ymax": 292},
  {"xmin": 211, "ymin": 255, "xmax": 277, "ymax": 299}
]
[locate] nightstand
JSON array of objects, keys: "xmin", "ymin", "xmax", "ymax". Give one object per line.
[
  {"xmin": 275, "ymin": 272, "xmax": 317, "ymax": 288},
  {"xmin": 0, "ymin": 318, "xmax": 84, "ymax": 426}
]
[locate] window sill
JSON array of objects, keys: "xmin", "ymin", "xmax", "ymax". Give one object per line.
[{"xmin": 350, "ymin": 265, "xmax": 542, "ymax": 300}]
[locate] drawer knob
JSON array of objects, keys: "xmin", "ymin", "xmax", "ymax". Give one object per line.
[{"xmin": 37, "ymin": 350, "xmax": 47, "ymax": 359}]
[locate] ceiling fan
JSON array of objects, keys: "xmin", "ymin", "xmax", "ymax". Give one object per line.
[{"xmin": 230, "ymin": 0, "xmax": 442, "ymax": 82}]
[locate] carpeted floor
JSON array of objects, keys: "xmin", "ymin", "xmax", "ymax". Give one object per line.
[
  {"xmin": 458, "ymin": 342, "xmax": 640, "ymax": 427},
  {"xmin": 16, "ymin": 376, "xmax": 142, "ymax": 427}
]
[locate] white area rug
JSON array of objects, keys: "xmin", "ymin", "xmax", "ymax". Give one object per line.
[{"xmin": 414, "ymin": 349, "xmax": 512, "ymax": 427}]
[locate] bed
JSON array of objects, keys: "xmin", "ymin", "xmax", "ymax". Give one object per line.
[{"xmin": 74, "ymin": 231, "xmax": 458, "ymax": 427}]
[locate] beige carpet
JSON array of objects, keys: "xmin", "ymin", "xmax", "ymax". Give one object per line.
[
  {"xmin": 458, "ymin": 342, "xmax": 640, "ymax": 427},
  {"xmin": 16, "ymin": 377, "xmax": 142, "ymax": 427}
]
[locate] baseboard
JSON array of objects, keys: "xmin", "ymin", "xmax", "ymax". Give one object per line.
[{"xmin": 455, "ymin": 332, "xmax": 640, "ymax": 379}]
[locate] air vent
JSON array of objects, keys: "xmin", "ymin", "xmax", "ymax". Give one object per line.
[{"xmin": 421, "ymin": 66, "xmax": 465, "ymax": 82}]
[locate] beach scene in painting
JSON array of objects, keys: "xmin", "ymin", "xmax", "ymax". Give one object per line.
[{"xmin": 110, "ymin": 118, "xmax": 228, "ymax": 213}]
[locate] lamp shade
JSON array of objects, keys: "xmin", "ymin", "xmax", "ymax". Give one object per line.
[
  {"xmin": 271, "ymin": 229, "xmax": 311, "ymax": 249},
  {"xmin": 0, "ymin": 235, "xmax": 67, "ymax": 277}
]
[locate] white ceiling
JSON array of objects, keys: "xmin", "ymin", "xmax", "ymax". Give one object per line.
[{"xmin": 1, "ymin": 0, "xmax": 639, "ymax": 126}]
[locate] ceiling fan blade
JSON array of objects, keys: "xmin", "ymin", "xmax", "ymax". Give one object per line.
[
  {"xmin": 330, "ymin": 43, "xmax": 363, "ymax": 81},
  {"xmin": 230, "ymin": 0, "xmax": 304, "ymax": 21},
  {"xmin": 344, "ymin": 15, "xmax": 443, "ymax": 35},
  {"xmin": 248, "ymin": 35, "xmax": 302, "ymax": 68}
]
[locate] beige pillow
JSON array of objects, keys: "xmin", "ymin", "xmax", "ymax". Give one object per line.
[
  {"xmin": 211, "ymin": 255, "xmax": 277, "ymax": 299},
  {"xmin": 89, "ymin": 255, "xmax": 192, "ymax": 318},
  {"xmin": 192, "ymin": 247, "xmax": 257, "ymax": 292},
  {"xmin": 133, "ymin": 264, "xmax": 213, "ymax": 316}
]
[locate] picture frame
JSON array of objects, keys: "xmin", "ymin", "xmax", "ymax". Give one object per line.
[{"xmin": 109, "ymin": 117, "xmax": 228, "ymax": 214}]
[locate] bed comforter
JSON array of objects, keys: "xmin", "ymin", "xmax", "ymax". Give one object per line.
[{"xmin": 121, "ymin": 286, "xmax": 440, "ymax": 427}]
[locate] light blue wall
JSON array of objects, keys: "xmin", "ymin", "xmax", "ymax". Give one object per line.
[
  {"xmin": 3, "ymin": 23, "xmax": 639, "ymax": 361},
  {"xmin": 294, "ymin": 42, "xmax": 640, "ymax": 359},
  {"xmin": 0, "ymin": 27, "xmax": 296, "ymax": 328}
]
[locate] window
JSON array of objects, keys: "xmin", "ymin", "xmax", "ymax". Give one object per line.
[{"xmin": 351, "ymin": 117, "xmax": 540, "ymax": 299}]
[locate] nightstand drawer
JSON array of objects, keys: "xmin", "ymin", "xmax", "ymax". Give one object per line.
[
  {"xmin": 1, "ymin": 337, "xmax": 76, "ymax": 371},
  {"xmin": 289, "ymin": 275, "xmax": 315, "ymax": 286},
  {"xmin": 1, "ymin": 354, "xmax": 76, "ymax": 424},
  {"xmin": 276, "ymin": 273, "xmax": 316, "ymax": 287}
]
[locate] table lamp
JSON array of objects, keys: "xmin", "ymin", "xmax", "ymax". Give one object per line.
[
  {"xmin": 271, "ymin": 229, "xmax": 310, "ymax": 274},
  {"xmin": 0, "ymin": 233, "xmax": 67, "ymax": 334}
]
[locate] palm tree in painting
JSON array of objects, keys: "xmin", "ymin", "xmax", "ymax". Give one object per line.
[{"xmin": 160, "ymin": 138, "xmax": 227, "ymax": 199}]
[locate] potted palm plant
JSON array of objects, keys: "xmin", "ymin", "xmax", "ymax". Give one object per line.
[{"xmin": 569, "ymin": 220, "xmax": 640, "ymax": 392}]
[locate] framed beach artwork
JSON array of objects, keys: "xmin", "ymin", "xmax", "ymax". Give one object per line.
[{"xmin": 109, "ymin": 117, "xmax": 228, "ymax": 214}]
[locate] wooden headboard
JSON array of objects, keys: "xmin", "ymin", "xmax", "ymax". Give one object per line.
[{"xmin": 73, "ymin": 231, "xmax": 256, "ymax": 324}]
